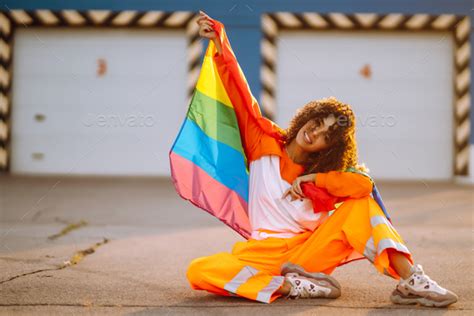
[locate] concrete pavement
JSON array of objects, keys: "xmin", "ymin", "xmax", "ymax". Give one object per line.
[{"xmin": 0, "ymin": 175, "xmax": 473, "ymax": 315}]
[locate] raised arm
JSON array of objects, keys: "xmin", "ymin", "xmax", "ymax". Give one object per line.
[{"xmin": 197, "ymin": 11, "xmax": 284, "ymax": 161}]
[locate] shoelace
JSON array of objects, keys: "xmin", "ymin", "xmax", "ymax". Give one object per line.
[
  {"xmin": 287, "ymin": 284, "xmax": 313, "ymax": 299},
  {"xmin": 285, "ymin": 275, "xmax": 314, "ymax": 299},
  {"xmin": 285, "ymin": 275, "xmax": 299, "ymax": 299},
  {"xmin": 413, "ymin": 265, "xmax": 439, "ymax": 288},
  {"xmin": 419, "ymin": 274, "xmax": 439, "ymax": 287}
]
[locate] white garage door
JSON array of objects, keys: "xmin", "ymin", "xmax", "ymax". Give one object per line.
[
  {"xmin": 11, "ymin": 27, "xmax": 188, "ymax": 176},
  {"xmin": 276, "ymin": 31, "xmax": 453, "ymax": 180}
]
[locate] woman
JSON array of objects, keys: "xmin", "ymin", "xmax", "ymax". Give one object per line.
[{"xmin": 186, "ymin": 10, "xmax": 458, "ymax": 307}]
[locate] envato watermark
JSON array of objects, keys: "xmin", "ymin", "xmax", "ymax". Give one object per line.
[
  {"xmin": 82, "ymin": 112, "xmax": 156, "ymax": 128},
  {"xmin": 335, "ymin": 114, "xmax": 397, "ymax": 127}
]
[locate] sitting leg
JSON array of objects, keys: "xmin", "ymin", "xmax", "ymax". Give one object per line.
[
  {"xmin": 187, "ymin": 239, "xmax": 287, "ymax": 303},
  {"xmin": 186, "ymin": 251, "xmax": 285, "ymax": 303},
  {"xmin": 282, "ymin": 195, "xmax": 458, "ymax": 307},
  {"xmin": 186, "ymin": 236, "xmax": 340, "ymax": 303}
]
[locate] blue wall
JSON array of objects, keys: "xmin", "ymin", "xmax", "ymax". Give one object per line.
[{"xmin": 5, "ymin": 0, "xmax": 474, "ymax": 143}]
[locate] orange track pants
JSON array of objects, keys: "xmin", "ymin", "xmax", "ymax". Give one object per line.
[{"xmin": 186, "ymin": 195, "xmax": 413, "ymax": 303}]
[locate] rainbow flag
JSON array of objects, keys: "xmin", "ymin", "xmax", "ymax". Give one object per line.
[{"xmin": 169, "ymin": 35, "xmax": 252, "ymax": 239}]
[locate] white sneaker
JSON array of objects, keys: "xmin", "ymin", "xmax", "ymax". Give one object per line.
[
  {"xmin": 285, "ymin": 273, "xmax": 341, "ymax": 299},
  {"xmin": 281, "ymin": 262, "xmax": 341, "ymax": 290},
  {"xmin": 390, "ymin": 264, "xmax": 458, "ymax": 307},
  {"xmin": 281, "ymin": 262, "xmax": 341, "ymax": 299}
]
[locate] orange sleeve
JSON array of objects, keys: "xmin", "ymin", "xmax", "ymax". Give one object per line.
[
  {"xmin": 210, "ymin": 18, "xmax": 283, "ymax": 162},
  {"xmin": 315, "ymin": 171, "xmax": 373, "ymax": 198}
]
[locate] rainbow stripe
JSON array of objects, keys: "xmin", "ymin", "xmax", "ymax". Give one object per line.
[{"xmin": 169, "ymin": 42, "xmax": 252, "ymax": 238}]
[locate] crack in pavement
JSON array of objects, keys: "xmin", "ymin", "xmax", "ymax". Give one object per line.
[
  {"xmin": 0, "ymin": 238, "xmax": 109, "ymax": 284},
  {"xmin": 48, "ymin": 220, "xmax": 88, "ymax": 240}
]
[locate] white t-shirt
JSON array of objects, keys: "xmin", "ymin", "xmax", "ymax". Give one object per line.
[{"xmin": 249, "ymin": 155, "xmax": 327, "ymax": 240}]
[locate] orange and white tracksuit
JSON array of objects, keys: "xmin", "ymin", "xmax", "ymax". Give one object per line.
[{"xmin": 186, "ymin": 19, "xmax": 413, "ymax": 304}]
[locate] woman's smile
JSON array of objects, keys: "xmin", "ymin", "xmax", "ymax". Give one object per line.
[
  {"xmin": 303, "ymin": 131, "xmax": 312, "ymax": 144},
  {"xmin": 295, "ymin": 117, "xmax": 336, "ymax": 154}
]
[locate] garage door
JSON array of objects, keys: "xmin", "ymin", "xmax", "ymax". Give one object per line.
[
  {"xmin": 11, "ymin": 27, "xmax": 187, "ymax": 176},
  {"xmin": 276, "ymin": 30, "xmax": 453, "ymax": 180}
]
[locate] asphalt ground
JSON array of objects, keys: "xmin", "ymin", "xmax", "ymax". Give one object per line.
[{"xmin": 0, "ymin": 175, "xmax": 473, "ymax": 315}]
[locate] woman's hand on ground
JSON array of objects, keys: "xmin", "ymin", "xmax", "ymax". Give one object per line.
[{"xmin": 283, "ymin": 173, "xmax": 316, "ymax": 201}]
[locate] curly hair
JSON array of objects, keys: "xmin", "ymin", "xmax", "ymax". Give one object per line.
[{"xmin": 283, "ymin": 96, "xmax": 369, "ymax": 175}]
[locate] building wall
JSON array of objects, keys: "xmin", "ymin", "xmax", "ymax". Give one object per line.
[
  {"xmin": 7, "ymin": 1, "xmax": 472, "ymax": 116},
  {"xmin": 4, "ymin": 0, "xmax": 473, "ymax": 180}
]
